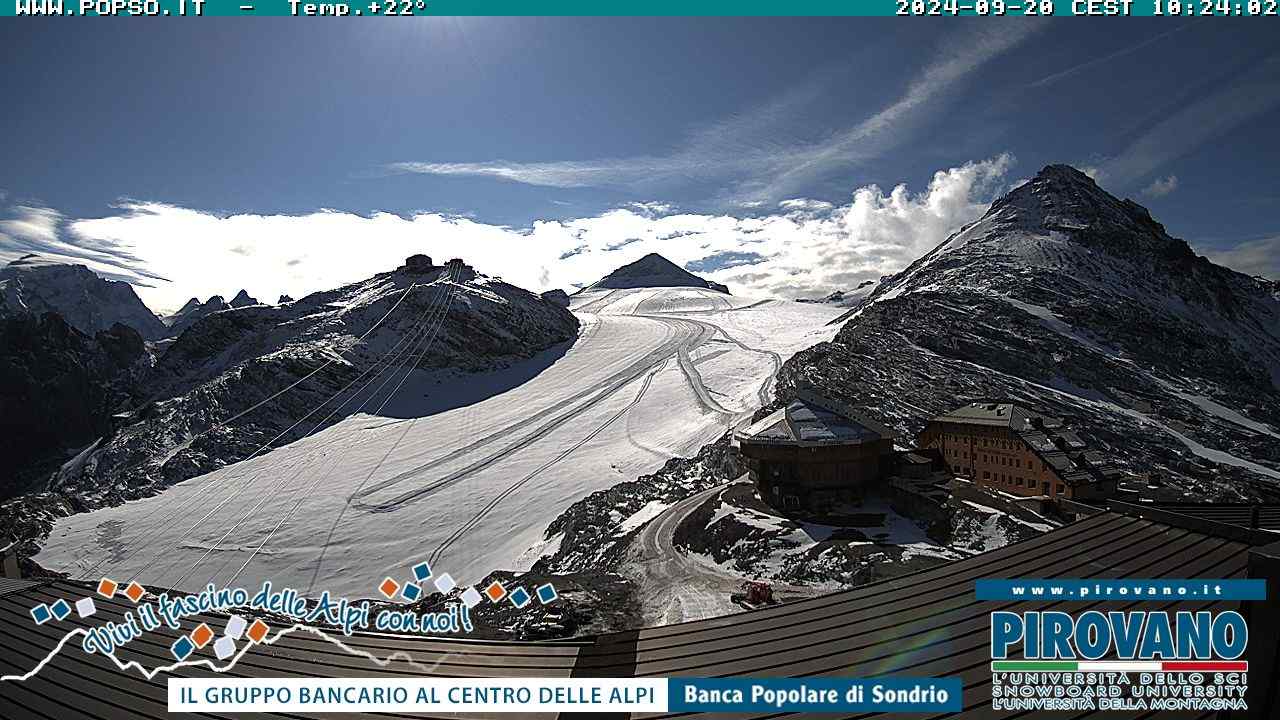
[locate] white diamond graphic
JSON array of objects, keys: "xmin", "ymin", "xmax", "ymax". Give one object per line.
[
  {"xmin": 214, "ymin": 636, "xmax": 236, "ymax": 660},
  {"xmin": 434, "ymin": 573, "xmax": 456, "ymax": 594},
  {"xmin": 75, "ymin": 597, "xmax": 97, "ymax": 618},
  {"xmin": 460, "ymin": 587, "xmax": 482, "ymax": 608},
  {"xmin": 225, "ymin": 615, "xmax": 247, "ymax": 640}
]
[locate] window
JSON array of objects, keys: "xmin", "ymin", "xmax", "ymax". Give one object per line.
[
  {"xmin": 1016, "ymin": 477, "xmax": 1024, "ymax": 486},
  {"xmin": 1057, "ymin": 484, "xmax": 1065, "ymax": 494},
  {"xmin": 983, "ymin": 471, "xmax": 990, "ymax": 479}
]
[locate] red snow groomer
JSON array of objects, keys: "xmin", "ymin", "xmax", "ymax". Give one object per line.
[{"xmin": 731, "ymin": 580, "xmax": 776, "ymax": 610}]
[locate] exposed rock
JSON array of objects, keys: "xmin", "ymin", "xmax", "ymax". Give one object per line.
[
  {"xmin": 0, "ymin": 254, "xmax": 167, "ymax": 340},
  {"xmin": 161, "ymin": 294, "xmax": 230, "ymax": 338},
  {"xmin": 442, "ymin": 258, "xmax": 477, "ymax": 283},
  {"xmin": 531, "ymin": 434, "xmax": 744, "ymax": 575},
  {"xmin": 2, "ymin": 263, "xmax": 580, "ymax": 559},
  {"xmin": 579, "ymin": 252, "xmax": 730, "ymax": 294},
  {"xmin": 540, "ymin": 289, "xmax": 570, "ymax": 307},
  {"xmin": 0, "ymin": 313, "xmax": 147, "ymax": 501},
  {"xmin": 795, "ymin": 278, "xmax": 882, "ymax": 307},
  {"xmin": 782, "ymin": 164, "xmax": 1280, "ymax": 502},
  {"xmin": 228, "ymin": 289, "xmax": 259, "ymax": 308}
]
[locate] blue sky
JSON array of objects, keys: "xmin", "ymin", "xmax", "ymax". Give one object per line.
[{"xmin": 1, "ymin": 19, "xmax": 1277, "ymax": 311}]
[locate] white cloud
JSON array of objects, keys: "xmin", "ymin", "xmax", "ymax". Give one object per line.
[
  {"xmin": 0, "ymin": 204, "xmax": 167, "ymax": 286},
  {"xmin": 1, "ymin": 204, "xmax": 60, "ymax": 245},
  {"xmin": 1203, "ymin": 234, "xmax": 1280, "ymax": 280},
  {"xmin": 387, "ymin": 24, "xmax": 1041, "ymax": 206},
  {"xmin": 1142, "ymin": 175, "xmax": 1179, "ymax": 198},
  {"xmin": 27, "ymin": 155, "xmax": 1016, "ymax": 314}
]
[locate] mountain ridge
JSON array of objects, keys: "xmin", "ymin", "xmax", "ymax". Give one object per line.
[
  {"xmin": 0, "ymin": 257, "xmax": 580, "ymax": 562},
  {"xmin": 0, "ymin": 254, "xmax": 168, "ymax": 340},
  {"xmin": 780, "ymin": 163, "xmax": 1280, "ymax": 503},
  {"xmin": 582, "ymin": 252, "xmax": 730, "ymax": 294}
]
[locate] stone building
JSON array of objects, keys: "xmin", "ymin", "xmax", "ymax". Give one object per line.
[
  {"xmin": 401, "ymin": 254, "xmax": 434, "ymax": 273},
  {"xmin": 917, "ymin": 401, "xmax": 1119, "ymax": 501},
  {"xmin": 734, "ymin": 391, "xmax": 897, "ymax": 516}
]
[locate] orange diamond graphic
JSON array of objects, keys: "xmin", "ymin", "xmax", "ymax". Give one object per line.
[
  {"xmin": 97, "ymin": 578, "xmax": 118, "ymax": 599},
  {"xmin": 247, "ymin": 619, "xmax": 269, "ymax": 644},
  {"xmin": 191, "ymin": 623, "xmax": 214, "ymax": 648},
  {"xmin": 378, "ymin": 577, "xmax": 399, "ymax": 600},
  {"xmin": 123, "ymin": 582, "xmax": 145, "ymax": 603},
  {"xmin": 484, "ymin": 582, "xmax": 507, "ymax": 602}
]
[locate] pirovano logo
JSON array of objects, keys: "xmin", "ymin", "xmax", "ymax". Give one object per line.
[{"xmin": 979, "ymin": 579, "xmax": 1259, "ymax": 713}]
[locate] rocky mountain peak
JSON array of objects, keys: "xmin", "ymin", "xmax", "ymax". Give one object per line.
[
  {"xmin": 585, "ymin": 252, "xmax": 730, "ymax": 294},
  {"xmin": 229, "ymin": 289, "xmax": 259, "ymax": 308},
  {"xmin": 0, "ymin": 254, "xmax": 167, "ymax": 340},
  {"xmin": 978, "ymin": 164, "xmax": 1182, "ymax": 262}
]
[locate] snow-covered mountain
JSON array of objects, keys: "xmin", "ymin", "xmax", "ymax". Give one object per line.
[
  {"xmin": 0, "ymin": 254, "xmax": 168, "ymax": 340},
  {"xmin": 779, "ymin": 164, "xmax": 1280, "ymax": 502},
  {"xmin": 161, "ymin": 290, "xmax": 260, "ymax": 338},
  {"xmin": 580, "ymin": 252, "xmax": 730, "ymax": 294},
  {"xmin": 2, "ymin": 258, "xmax": 578, "ymax": 557}
]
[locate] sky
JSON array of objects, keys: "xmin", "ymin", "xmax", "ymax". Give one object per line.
[{"xmin": 1, "ymin": 19, "xmax": 1278, "ymax": 313}]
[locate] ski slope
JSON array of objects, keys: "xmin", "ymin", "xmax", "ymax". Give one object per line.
[{"xmin": 38, "ymin": 288, "xmax": 843, "ymax": 596}]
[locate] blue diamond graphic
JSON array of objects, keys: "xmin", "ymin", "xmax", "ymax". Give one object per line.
[
  {"xmin": 536, "ymin": 583, "xmax": 558, "ymax": 605},
  {"xmin": 30, "ymin": 604, "xmax": 51, "ymax": 625},
  {"xmin": 402, "ymin": 582, "xmax": 421, "ymax": 601},
  {"xmin": 509, "ymin": 587, "xmax": 531, "ymax": 609},
  {"xmin": 171, "ymin": 636, "xmax": 195, "ymax": 661},
  {"xmin": 49, "ymin": 599, "xmax": 71, "ymax": 621},
  {"xmin": 412, "ymin": 562, "xmax": 432, "ymax": 582}
]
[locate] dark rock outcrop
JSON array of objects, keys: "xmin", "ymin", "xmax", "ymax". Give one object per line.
[
  {"xmin": 581, "ymin": 252, "xmax": 730, "ymax": 294},
  {"xmin": 0, "ymin": 313, "xmax": 146, "ymax": 500},
  {"xmin": 4, "ymin": 262, "xmax": 581, "ymax": 559},
  {"xmin": 540, "ymin": 289, "xmax": 570, "ymax": 307},
  {"xmin": 0, "ymin": 255, "xmax": 167, "ymax": 340},
  {"xmin": 782, "ymin": 164, "xmax": 1280, "ymax": 502}
]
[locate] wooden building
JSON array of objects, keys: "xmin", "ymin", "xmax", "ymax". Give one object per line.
[
  {"xmin": 917, "ymin": 401, "xmax": 1118, "ymax": 501},
  {"xmin": 734, "ymin": 391, "xmax": 897, "ymax": 516}
]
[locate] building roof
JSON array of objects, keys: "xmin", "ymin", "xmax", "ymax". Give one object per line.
[
  {"xmin": 0, "ymin": 509, "xmax": 1261, "ymax": 719},
  {"xmin": 736, "ymin": 391, "xmax": 896, "ymax": 447},
  {"xmin": 929, "ymin": 402, "xmax": 1117, "ymax": 488},
  {"xmin": 930, "ymin": 401, "xmax": 1041, "ymax": 430},
  {"xmin": 1142, "ymin": 502, "xmax": 1280, "ymax": 532}
]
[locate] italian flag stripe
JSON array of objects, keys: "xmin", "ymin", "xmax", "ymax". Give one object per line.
[{"xmin": 992, "ymin": 660, "xmax": 1247, "ymax": 672}]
